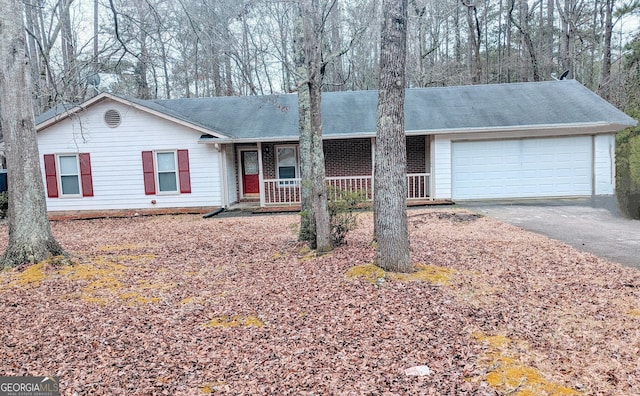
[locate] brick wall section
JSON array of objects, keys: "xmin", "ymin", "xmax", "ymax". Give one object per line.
[
  {"xmin": 324, "ymin": 138, "xmax": 372, "ymax": 177},
  {"xmin": 262, "ymin": 138, "xmax": 374, "ymax": 178},
  {"xmin": 406, "ymin": 135, "xmax": 427, "ymax": 173},
  {"xmin": 261, "ymin": 142, "xmax": 276, "ymax": 179}
]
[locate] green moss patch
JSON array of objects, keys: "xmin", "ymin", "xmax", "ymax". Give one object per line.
[
  {"xmin": 345, "ymin": 263, "xmax": 455, "ymax": 285},
  {"xmin": 203, "ymin": 315, "xmax": 264, "ymax": 328},
  {"xmin": 473, "ymin": 332, "xmax": 581, "ymax": 395}
]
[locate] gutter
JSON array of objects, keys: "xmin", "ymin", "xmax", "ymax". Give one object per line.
[{"xmin": 198, "ymin": 121, "xmax": 635, "ymax": 145}]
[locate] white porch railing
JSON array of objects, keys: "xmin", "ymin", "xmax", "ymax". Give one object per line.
[
  {"xmin": 407, "ymin": 173, "xmax": 430, "ymax": 200},
  {"xmin": 327, "ymin": 176, "xmax": 373, "ymax": 201},
  {"xmin": 263, "ymin": 179, "xmax": 301, "ymax": 205},
  {"xmin": 262, "ymin": 173, "xmax": 430, "ymax": 206}
]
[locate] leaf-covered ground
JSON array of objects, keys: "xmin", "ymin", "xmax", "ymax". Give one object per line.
[{"xmin": 0, "ymin": 208, "xmax": 639, "ymax": 395}]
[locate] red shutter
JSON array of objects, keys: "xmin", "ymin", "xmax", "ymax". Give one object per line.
[
  {"xmin": 142, "ymin": 151, "xmax": 156, "ymax": 195},
  {"xmin": 43, "ymin": 154, "xmax": 58, "ymax": 198},
  {"xmin": 177, "ymin": 149, "xmax": 191, "ymax": 193},
  {"xmin": 79, "ymin": 153, "xmax": 94, "ymax": 197}
]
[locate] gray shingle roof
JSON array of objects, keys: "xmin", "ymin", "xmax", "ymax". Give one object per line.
[{"xmin": 37, "ymin": 80, "xmax": 637, "ymax": 140}]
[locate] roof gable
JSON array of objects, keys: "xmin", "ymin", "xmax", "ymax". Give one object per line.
[{"xmin": 35, "ymin": 92, "xmax": 229, "ymax": 138}]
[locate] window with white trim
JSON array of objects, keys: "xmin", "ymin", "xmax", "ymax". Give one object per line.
[
  {"xmin": 141, "ymin": 149, "xmax": 191, "ymax": 195},
  {"xmin": 43, "ymin": 153, "xmax": 94, "ymax": 198},
  {"xmin": 276, "ymin": 145, "xmax": 298, "ymax": 185},
  {"xmin": 156, "ymin": 151, "xmax": 178, "ymax": 193},
  {"xmin": 58, "ymin": 155, "xmax": 81, "ymax": 196}
]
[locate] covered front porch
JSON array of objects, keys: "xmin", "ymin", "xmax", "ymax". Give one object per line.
[{"xmin": 230, "ymin": 136, "xmax": 433, "ymax": 207}]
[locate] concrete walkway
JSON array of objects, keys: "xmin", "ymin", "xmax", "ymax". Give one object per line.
[{"xmin": 461, "ymin": 197, "xmax": 640, "ymax": 270}]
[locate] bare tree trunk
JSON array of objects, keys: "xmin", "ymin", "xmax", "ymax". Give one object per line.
[
  {"xmin": 25, "ymin": 1, "xmax": 44, "ymax": 110},
  {"xmin": 297, "ymin": 0, "xmax": 332, "ymax": 253},
  {"xmin": 295, "ymin": 10, "xmax": 314, "ymax": 244},
  {"xmin": 374, "ymin": 0, "xmax": 411, "ymax": 273},
  {"xmin": 599, "ymin": 0, "xmax": 613, "ymax": 97},
  {"xmin": 133, "ymin": 0, "xmax": 151, "ymax": 99},
  {"xmin": 556, "ymin": 0, "xmax": 574, "ymax": 78},
  {"xmin": 506, "ymin": 0, "xmax": 513, "ymax": 82},
  {"xmin": 194, "ymin": 38, "xmax": 200, "ymax": 97},
  {"xmin": 510, "ymin": 0, "xmax": 541, "ymax": 81},
  {"xmin": 212, "ymin": 48, "xmax": 223, "ymax": 97},
  {"xmin": 325, "ymin": 0, "xmax": 346, "ymax": 91},
  {"xmin": 91, "ymin": 0, "xmax": 100, "ymax": 94},
  {"xmin": 25, "ymin": 0, "xmax": 58, "ymax": 111},
  {"xmin": 159, "ymin": 40, "xmax": 171, "ymax": 99},
  {"xmin": 224, "ymin": 39, "xmax": 234, "ymax": 95},
  {"xmin": 483, "ymin": 0, "xmax": 489, "ymax": 83},
  {"xmin": 414, "ymin": 4, "xmax": 436, "ymax": 87},
  {"xmin": 454, "ymin": 5, "xmax": 462, "ymax": 64},
  {"xmin": 543, "ymin": 0, "xmax": 555, "ymax": 79},
  {"xmin": 518, "ymin": 0, "xmax": 529, "ymax": 81},
  {"xmin": 498, "ymin": 0, "xmax": 504, "ymax": 82},
  {"xmin": 461, "ymin": 0, "xmax": 482, "ymax": 83},
  {"xmin": 308, "ymin": 81, "xmax": 331, "ymax": 253},
  {"xmin": 0, "ymin": 0, "xmax": 65, "ymax": 268},
  {"xmin": 94, "ymin": 0, "xmax": 99, "ymax": 63},
  {"xmin": 60, "ymin": 0, "xmax": 79, "ymax": 102},
  {"xmin": 136, "ymin": 34, "xmax": 151, "ymax": 99}
]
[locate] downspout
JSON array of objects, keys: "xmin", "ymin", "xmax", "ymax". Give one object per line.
[
  {"xmin": 219, "ymin": 143, "xmax": 228, "ymax": 208},
  {"xmin": 591, "ymin": 135, "xmax": 596, "ymax": 196},
  {"xmin": 610, "ymin": 135, "xmax": 615, "ymax": 193}
]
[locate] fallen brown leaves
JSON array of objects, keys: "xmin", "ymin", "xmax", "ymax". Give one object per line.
[{"xmin": 0, "ymin": 208, "xmax": 638, "ymax": 395}]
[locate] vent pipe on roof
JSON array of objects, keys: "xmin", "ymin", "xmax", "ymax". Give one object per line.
[{"xmin": 551, "ymin": 70, "xmax": 570, "ymax": 81}]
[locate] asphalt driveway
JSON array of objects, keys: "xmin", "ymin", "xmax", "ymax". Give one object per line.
[{"xmin": 461, "ymin": 197, "xmax": 640, "ymax": 270}]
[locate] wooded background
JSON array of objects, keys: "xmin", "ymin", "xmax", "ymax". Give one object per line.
[{"xmin": 23, "ymin": 0, "xmax": 639, "ymax": 108}]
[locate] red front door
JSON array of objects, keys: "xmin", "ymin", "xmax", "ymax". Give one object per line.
[{"xmin": 241, "ymin": 150, "xmax": 260, "ymax": 195}]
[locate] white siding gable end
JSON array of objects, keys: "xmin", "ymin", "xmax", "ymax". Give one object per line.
[{"xmin": 37, "ymin": 99, "xmax": 222, "ymax": 212}]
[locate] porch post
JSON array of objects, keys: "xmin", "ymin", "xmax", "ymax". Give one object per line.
[
  {"xmin": 429, "ymin": 135, "xmax": 435, "ymax": 200},
  {"xmin": 257, "ymin": 142, "xmax": 265, "ymax": 207},
  {"xmin": 370, "ymin": 137, "xmax": 376, "ymax": 198},
  {"xmin": 219, "ymin": 144, "xmax": 228, "ymax": 208},
  {"xmin": 424, "ymin": 136, "xmax": 429, "ymax": 174}
]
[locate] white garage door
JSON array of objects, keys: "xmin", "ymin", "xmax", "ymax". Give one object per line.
[{"xmin": 452, "ymin": 136, "xmax": 593, "ymax": 199}]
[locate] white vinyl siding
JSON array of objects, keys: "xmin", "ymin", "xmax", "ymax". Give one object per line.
[
  {"xmin": 451, "ymin": 136, "xmax": 593, "ymax": 200},
  {"xmin": 432, "ymin": 136, "xmax": 452, "ymax": 199},
  {"xmin": 594, "ymin": 134, "xmax": 616, "ymax": 195},
  {"xmin": 224, "ymin": 144, "xmax": 238, "ymax": 205},
  {"xmin": 38, "ymin": 100, "xmax": 222, "ymax": 212}
]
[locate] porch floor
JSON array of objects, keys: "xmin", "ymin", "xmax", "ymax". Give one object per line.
[{"xmin": 228, "ymin": 199, "xmax": 454, "ymax": 215}]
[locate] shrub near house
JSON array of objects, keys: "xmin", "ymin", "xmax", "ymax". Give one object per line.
[
  {"xmin": 616, "ymin": 109, "xmax": 640, "ymax": 219},
  {"xmin": 0, "ymin": 192, "xmax": 7, "ymax": 219}
]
